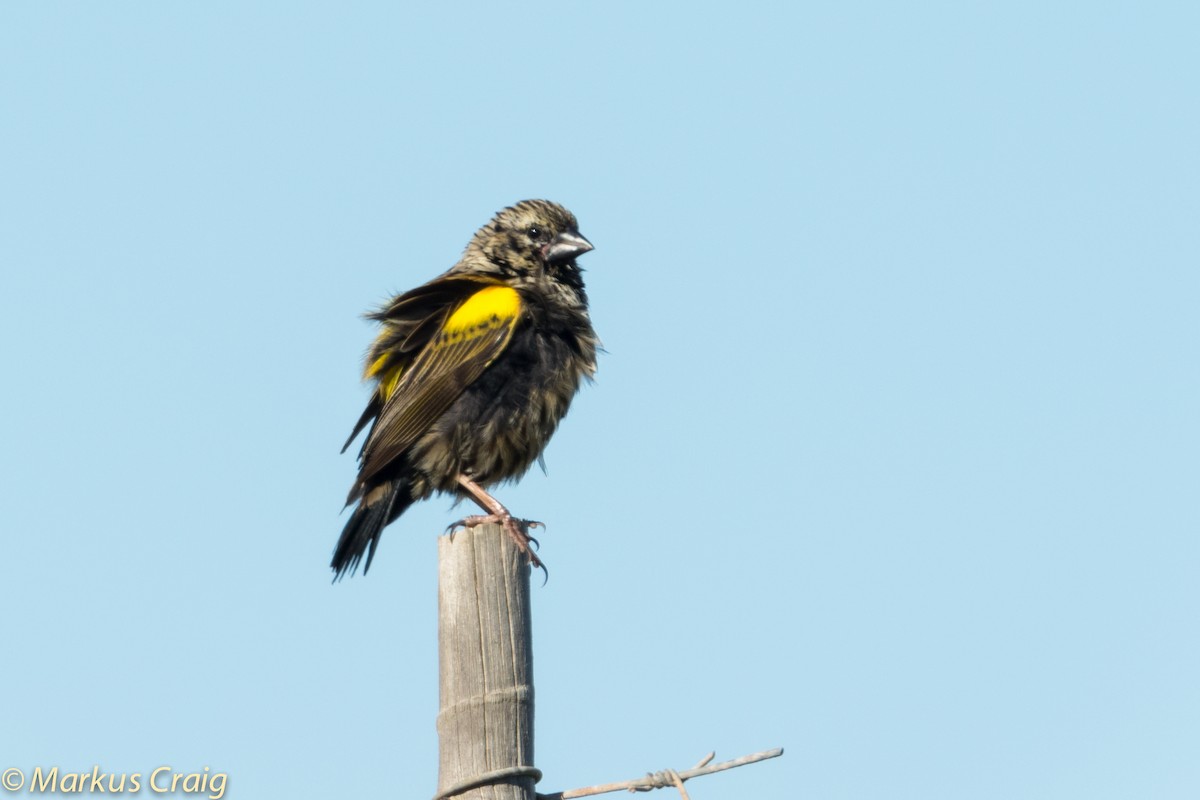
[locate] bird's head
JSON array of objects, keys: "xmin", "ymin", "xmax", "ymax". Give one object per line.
[{"xmin": 464, "ymin": 200, "xmax": 594, "ymax": 285}]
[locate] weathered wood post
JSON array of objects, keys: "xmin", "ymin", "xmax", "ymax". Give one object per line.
[{"xmin": 435, "ymin": 523, "xmax": 538, "ymax": 800}]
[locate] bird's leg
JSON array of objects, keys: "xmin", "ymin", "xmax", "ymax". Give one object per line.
[{"xmin": 451, "ymin": 474, "xmax": 544, "ymax": 570}]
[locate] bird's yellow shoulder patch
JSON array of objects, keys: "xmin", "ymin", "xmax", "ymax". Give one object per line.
[
  {"xmin": 379, "ymin": 364, "xmax": 404, "ymax": 400},
  {"xmin": 364, "ymin": 327, "xmax": 407, "ymax": 395},
  {"xmin": 445, "ymin": 285, "xmax": 521, "ymax": 334},
  {"xmin": 366, "ymin": 351, "xmax": 392, "ymax": 378}
]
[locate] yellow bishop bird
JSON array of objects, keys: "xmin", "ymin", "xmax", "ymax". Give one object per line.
[{"xmin": 334, "ymin": 200, "xmax": 598, "ymax": 579}]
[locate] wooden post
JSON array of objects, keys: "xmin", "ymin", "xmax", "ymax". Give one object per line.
[{"xmin": 436, "ymin": 524, "xmax": 538, "ymax": 800}]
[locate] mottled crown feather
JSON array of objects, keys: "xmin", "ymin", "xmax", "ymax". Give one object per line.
[{"xmin": 488, "ymin": 199, "xmax": 578, "ymax": 233}]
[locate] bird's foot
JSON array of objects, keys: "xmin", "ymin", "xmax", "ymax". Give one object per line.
[
  {"xmin": 452, "ymin": 473, "xmax": 548, "ymax": 581},
  {"xmin": 455, "ymin": 513, "xmax": 544, "ymax": 568},
  {"xmin": 444, "ymin": 516, "xmax": 542, "ymax": 548}
]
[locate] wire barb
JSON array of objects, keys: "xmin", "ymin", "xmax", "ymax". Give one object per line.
[{"xmin": 537, "ymin": 747, "xmax": 783, "ymax": 800}]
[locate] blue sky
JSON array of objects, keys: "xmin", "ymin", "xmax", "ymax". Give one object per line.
[{"xmin": 2, "ymin": 3, "xmax": 1197, "ymax": 798}]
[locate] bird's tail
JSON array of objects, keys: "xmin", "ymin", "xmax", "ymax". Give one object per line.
[{"xmin": 332, "ymin": 481, "xmax": 412, "ymax": 580}]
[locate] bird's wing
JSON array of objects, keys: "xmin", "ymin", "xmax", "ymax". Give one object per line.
[
  {"xmin": 354, "ymin": 282, "xmax": 524, "ymax": 484},
  {"xmin": 341, "ymin": 276, "xmax": 490, "ymax": 454}
]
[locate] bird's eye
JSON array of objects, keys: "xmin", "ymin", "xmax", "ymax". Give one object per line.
[{"xmin": 527, "ymin": 226, "xmax": 542, "ymax": 240}]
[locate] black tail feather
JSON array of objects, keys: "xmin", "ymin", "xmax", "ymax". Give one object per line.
[{"xmin": 331, "ymin": 482, "xmax": 411, "ymax": 580}]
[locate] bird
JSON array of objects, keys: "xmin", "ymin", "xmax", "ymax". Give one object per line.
[{"xmin": 332, "ymin": 199, "xmax": 598, "ymax": 579}]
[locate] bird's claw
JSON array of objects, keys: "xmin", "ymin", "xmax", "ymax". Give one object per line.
[
  {"xmin": 523, "ymin": 521, "xmax": 543, "ymax": 551},
  {"xmin": 449, "ymin": 512, "xmax": 546, "ymax": 573}
]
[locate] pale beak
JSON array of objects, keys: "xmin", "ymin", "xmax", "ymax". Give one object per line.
[{"xmin": 545, "ymin": 230, "xmax": 594, "ymax": 263}]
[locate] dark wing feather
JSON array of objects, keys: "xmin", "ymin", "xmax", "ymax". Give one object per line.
[
  {"xmin": 370, "ymin": 275, "xmax": 488, "ymax": 324},
  {"xmin": 341, "ymin": 395, "xmax": 382, "ymax": 454}
]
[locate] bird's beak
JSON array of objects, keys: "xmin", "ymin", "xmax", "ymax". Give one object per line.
[{"xmin": 545, "ymin": 230, "xmax": 594, "ymax": 263}]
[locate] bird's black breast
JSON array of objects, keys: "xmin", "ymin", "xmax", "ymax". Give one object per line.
[{"xmin": 411, "ymin": 302, "xmax": 597, "ymax": 492}]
